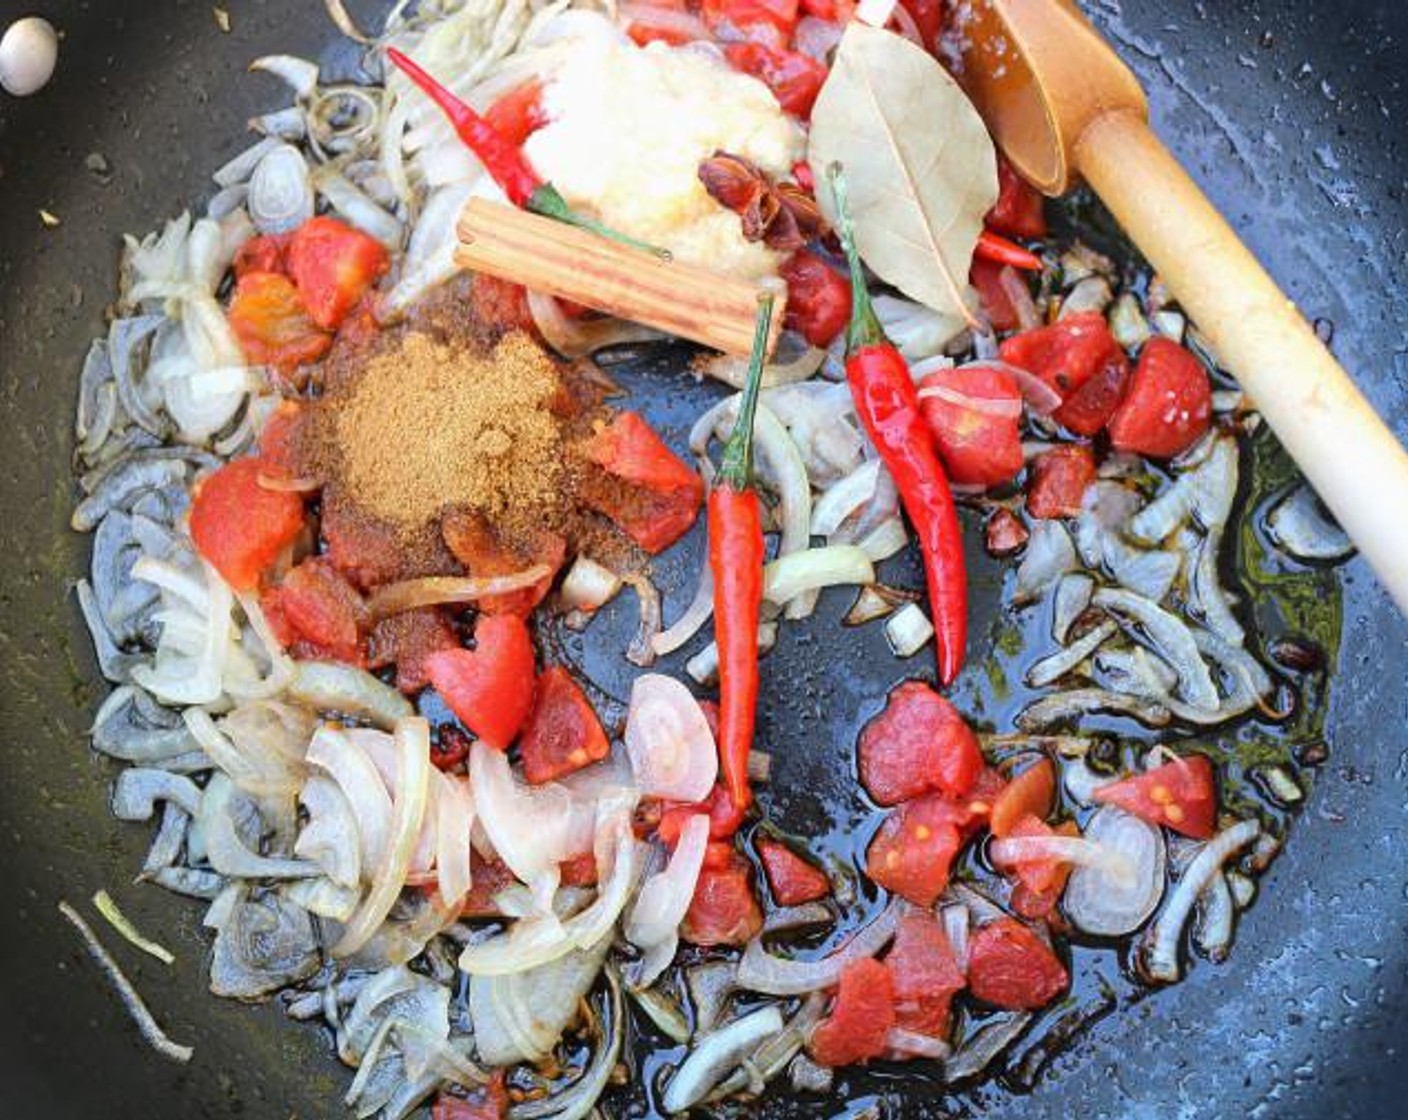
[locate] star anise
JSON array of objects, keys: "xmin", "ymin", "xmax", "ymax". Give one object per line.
[{"xmin": 698, "ymin": 150, "xmax": 827, "ymax": 253}]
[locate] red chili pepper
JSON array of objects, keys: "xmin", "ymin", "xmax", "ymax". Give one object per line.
[
  {"xmin": 976, "ymin": 229, "xmax": 1044, "ymax": 272},
  {"xmin": 707, "ymin": 294, "xmax": 775, "ymax": 813},
  {"xmin": 386, "ymin": 49, "xmax": 664, "ymax": 255},
  {"xmin": 829, "ymin": 165, "xmax": 967, "ymax": 685}
]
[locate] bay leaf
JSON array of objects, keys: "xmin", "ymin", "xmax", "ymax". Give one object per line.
[{"xmin": 807, "ymin": 22, "xmax": 999, "ymax": 330}]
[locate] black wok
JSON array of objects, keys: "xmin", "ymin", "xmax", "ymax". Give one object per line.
[{"xmin": 1, "ymin": 1, "xmax": 1406, "ymax": 1117}]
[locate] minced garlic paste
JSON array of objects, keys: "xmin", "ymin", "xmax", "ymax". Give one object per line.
[{"xmin": 525, "ymin": 38, "xmax": 804, "ymax": 281}]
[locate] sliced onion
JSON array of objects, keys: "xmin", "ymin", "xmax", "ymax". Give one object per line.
[
  {"xmin": 1063, "ymin": 807, "xmax": 1167, "ymax": 937},
  {"xmin": 333, "ymin": 717, "xmax": 432, "ymax": 956},
  {"xmin": 885, "ymin": 602, "xmax": 934, "ymax": 658},
  {"xmin": 661, "ymin": 1006, "xmax": 786, "ymax": 1114},
  {"xmin": 810, "ymin": 460, "xmax": 882, "ymax": 537},
  {"xmin": 559, "ymin": 556, "xmax": 622, "ymax": 614},
  {"xmin": 527, "ymin": 290, "xmax": 663, "ymax": 359},
  {"xmin": 736, "ymin": 899, "xmax": 901, "ymax": 996},
  {"xmin": 886, "ymin": 1027, "xmax": 951, "ymax": 1060},
  {"xmin": 916, "ymin": 382, "xmax": 1025, "ymax": 419},
  {"xmin": 306, "ymin": 726, "xmax": 393, "ymax": 877},
  {"xmin": 626, "ymin": 815, "xmax": 709, "ymax": 984},
  {"xmin": 1091, "ymin": 587, "xmax": 1218, "ymax": 710},
  {"xmin": 199, "ymin": 774, "xmax": 318, "ymax": 880},
  {"xmin": 795, "ymin": 15, "xmax": 844, "ymax": 59},
  {"xmin": 434, "ymin": 770, "xmax": 475, "ymax": 906},
  {"xmin": 997, "ymin": 266, "xmax": 1041, "ymax": 332},
  {"xmin": 651, "ymin": 562, "xmax": 714, "ymax": 657},
  {"xmin": 469, "ymin": 742, "xmax": 576, "ymax": 887},
  {"xmin": 295, "ymin": 773, "xmax": 362, "ymax": 889},
  {"xmin": 696, "ymin": 338, "xmax": 825, "ymax": 389},
  {"xmin": 248, "ymin": 142, "xmax": 314, "ymax": 234},
  {"xmin": 991, "ymin": 832, "xmax": 1135, "ymax": 887},
  {"xmin": 366, "ymin": 568, "xmax": 550, "ymax": 620},
  {"xmin": 763, "ymin": 546, "xmax": 875, "ymax": 605},
  {"xmin": 940, "ymin": 903, "xmax": 969, "ymax": 971},
  {"xmin": 289, "ymin": 661, "xmax": 413, "ymax": 729},
  {"xmin": 1014, "ymin": 521, "xmax": 1077, "ymax": 604},
  {"xmin": 858, "ymin": 517, "xmax": 909, "ymax": 562},
  {"xmin": 963, "ymin": 358, "xmax": 1062, "ymax": 417},
  {"xmin": 625, "ymin": 675, "xmax": 717, "ymax": 803}
]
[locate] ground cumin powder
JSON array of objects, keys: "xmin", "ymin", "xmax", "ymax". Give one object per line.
[{"xmin": 331, "ymin": 331, "xmax": 566, "ymax": 536}]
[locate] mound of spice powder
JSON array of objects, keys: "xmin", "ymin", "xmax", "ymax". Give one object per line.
[{"xmin": 330, "ymin": 330, "xmax": 566, "ymax": 538}]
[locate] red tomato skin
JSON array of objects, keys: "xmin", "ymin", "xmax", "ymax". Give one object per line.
[
  {"xmin": 227, "ymin": 271, "xmax": 332, "ymax": 372},
  {"xmin": 704, "ymin": 0, "xmax": 799, "ymax": 34},
  {"xmin": 986, "ymin": 157, "xmax": 1048, "ymax": 240},
  {"xmin": 966, "ymin": 918, "xmax": 1069, "ymax": 1010},
  {"xmin": 999, "ymin": 312, "xmax": 1130, "ymax": 436},
  {"xmin": 367, "ymin": 607, "xmax": 460, "ymax": 694},
  {"xmin": 970, "ymin": 257, "xmax": 1020, "ymax": 333},
  {"xmin": 723, "ymin": 43, "xmax": 828, "ymax": 117},
  {"xmin": 1026, "ymin": 445, "xmax": 1096, "ymax": 519},
  {"xmin": 559, "ymin": 850, "xmax": 599, "ymax": 888},
  {"xmin": 780, "ymin": 249, "xmax": 852, "ymax": 348},
  {"xmin": 459, "ymin": 852, "xmax": 520, "ymax": 918},
  {"xmin": 423, "ymin": 615, "xmax": 536, "ymax": 749},
  {"xmin": 579, "ymin": 411, "xmax": 705, "ymax": 553},
  {"xmin": 919, "ymin": 366, "xmax": 1025, "ymax": 488},
  {"xmin": 285, "ymin": 216, "xmax": 390, "ymax": 331},
  {"xmin": 799, "ymin": 0, "xmax": 856, "ymax": 20},
  {"xmin": 756, "ymin": 838, "xmax": 831, "ymax": 905},
  {"xmin": 233, "ymin": 234, "xmax": 289, "ymax": 278},
  {"xmin": 865, "ymin": 794, "xmax": 966, "ymax": 907},
  {"xmin": 985, "ymin": 507, "xmax": 1029, "ymax": 556},
  {"xmin": 1106, "ymin": 338, "xmax": 1213, "ymax": 458},
  {"xmin": 858, "ymin": 680, "xmax": 985, "ymax": 806},
  {"xmin": 657, "ymin": 782, "xmax": 747, "ymax": 845},
  {"xmin": 993, "ymin": 814, "xmax": 1075, "ymax": 896},
  {"xmin": 681, "ymin": 850, "xmax": 763, "ymax": 946},
  {"xmin": 808, "ymin": 958, "xmax": 896, "ymax": 1068},
  {"xmin": 256, "ymin": 400, "xmax": 311, "ymax": 481},
  {"xmin": 1093, "ymin": 754, "xmax": 1217, "ymax": 839},
  {"xmin": 988, "ymin": 756, "xmax": 1056, "ymax": 839},
  {"xmin": 485, "ymin": 79, "xmax": 549, "ymax": 147},
  {"xmin": 517, "ymin": 666, "xmax": 610, "ymax": 785},
  {"xmin": 432, "ymin": 1073, "xmax": 508, "ymax": 1120},
  {"xmin": 266, "ymin": 557, "xmax": 367, "ymax": 664},
  {"xmin": 441, "ymin": 509, "xmax": 565, "ymax": 617},
  {"xmin": 885, "ymin": 911, "xmax": 966, "ymax": 1039},
  {"xmin": 189, "ymin": 457, "xmax": 306, "ymax": 591},
  {"xmin": 468, "ymin": 275, "xmax": 535, "ymax": 334}
]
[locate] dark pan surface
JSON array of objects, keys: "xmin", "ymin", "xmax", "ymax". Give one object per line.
[{"xmin": 1, "ymin": 1, "xmax": 1406, "ymax": 1117}]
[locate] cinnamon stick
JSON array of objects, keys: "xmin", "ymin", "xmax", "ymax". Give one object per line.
[{"xmin": 454, "ymin": 197, "xmax": 786, "ymax": 358}]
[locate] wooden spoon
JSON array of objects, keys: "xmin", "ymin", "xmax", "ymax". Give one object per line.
[{"xmin": 955, "ymin": 0, "xmax": 1408, "ymax": 613}]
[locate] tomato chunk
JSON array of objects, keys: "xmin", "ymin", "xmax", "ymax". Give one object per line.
[
  {"xmin": 285, "ymin": 216, "xmax": 390, "ymax": 331},
  {"xmin": 723, "ymin": 43, "xmax": 828, "ymax": 118},
  {"xmin": 681, "ymin": 849, "xmax": 763, "ymax": 946},
  {"xmin": 424, "ymin": 615, "xmax": 535, "ymax": 749},
  {"xmin": 919, "ymin": 364, "xmax": 1025, "ymax": 489},
  {"xmin": 233, "ymin": 233, "xmax": 289, "ymax": 278},
  {"xmin": 367, "ymin": 607, "xmax": 460, "ymax": 694},
  {"xmin": 1106, "ymin": 337, "xmax": 1212, "ymax": 459},
  {"xmin": 898, "ymin": 0, "xmax": 946, "ymax": 51},
  {"xmin": 885, "ymin": 911, "xmax": 966, "ymax": 1040},
  {"xmin": 189, "ymin": 457, "xmax": 306, "ymax": 591},
  {"xmin": 265, "ymin": 557, "xmax": 367, "ymax": 664},
  {"xmin": 485, "ymin": 79, "xmax": 549, "ymax": 147},
  {"xmin": 858, "ymin": 680, "xmax": 984, "ymax": 806},
  {"xmin": 780, "ymin": 249, "xmax": 852, "ymax": 348},
  {"xmin": 970, "ymin": 257, "xmax": 1021, "ymax": 334},
  {"xmin": 227, "ymin": 271, "xmax": 332, "ymax": 372},
  {"xmin": 432, "ymin": 1073, "xmax": 508, "ymax": 1120},
  {"xmin": 1005, "ymin": 818, "xmax": 1080, "ymax": 922},
  {"xmin": 1093, "ymin": 754, "xmax": 1217, "ymax": 840},
  {"xmin": 756, "ymin": 838, "xmax": 831, "ymax": 905},
  {"xmin": 442, "ymin": 508, "xmax": 565, "ymax": 617},
  {"xmin": 866, "ymin": 793, "xmax": 967, "ymax": 907},
  {"xmin": 986, "ymin": 157, "xmax": 1048, "ymax": 240},
  {"xmin": 517, "ymin": 666, "xmax": 610, "ymax": 785},
  {"xmin": 657, "ymin": 782, "xmax": 747, "ymax": 845},
  {"xmin": 989, "ymin": 756, "xmax": 1055, "ymax": 839},
  {"xmin": 1026, "ymin": 444, "xmax": 1096, "ymax": 519},
  {"xmin": 808, "ymin": 958, "xmax": 895, "ymax": 1068},
  {"xmin": 704, "ymin": 0, "xmax": 799, "ymax": 35},
  {"xmin": 579, "ymin": 411, "xmax": 705, "ymax": 553},
  {"xmin": 459, "ymin": 851, "xmax": 520, "ymax": 918},
  {"xmin": 999, "ymin": 312, "xmax": 1130, "ymax": 436},
  {"xmin": 319, "ymin": 495, "xmax": 423, "ymax": 591},
  {"xmin": 966, "ymin": 918, "xmax": 1069, "ymax": 1010},
  {"xmin": 257, "ymin": 400, "xmax": 312, "ymax": 481}
]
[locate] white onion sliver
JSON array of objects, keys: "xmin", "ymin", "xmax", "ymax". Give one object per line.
[
  {"xmin": 651, "ymin": 561, "xmax": 714, "ymax": 657},
  {"xmin": 811, "ymin": 460, "xmax": 882, "ymax": 537},
  {"xmin": 736, "ymin": 899, "xmax": 901, "ymax": 995},
  {"xmin": 624, "ymin": 675, "xmax": 717, "ymax": 803},
  {"xmin": 305, "ymin": 726, "xmax": 393, "ymax": 882},
  {"xmin": 886, "ymin": 602, "xmax": 934, "ymax": 658},
  {"xmin": 469, "ymin": 742, "xmax": 576, "ymax": 885},
  {"xmin": 434, "ymin": 771, "xmax": 475, "ymax": 906},
  {"xmin": 763, "ymin": 546, "xmax": 875, "ymax": 605},
  {"xmin": 626, "ymin": 814, "xmax": 709, "ymax": 961},
  {"xmin": 1063, "ymin": 807, "xmax": 1167, "ymax": 937},
  {"xmin": 887, "ymin": 1027, "xmax": 952, "ymax": 1060},
  {"xmin": 916, "ymin": 381, "xmax": 1025, "ymax": 419},
  {"xmin": 991, "ymin": 834, "xmax": 1135, "ymax": 886}
]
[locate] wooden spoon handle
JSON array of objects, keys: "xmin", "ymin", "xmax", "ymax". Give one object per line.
[{"xmin": 1076, "ymin": 108, "xmax": 1408, "ymax": 614}]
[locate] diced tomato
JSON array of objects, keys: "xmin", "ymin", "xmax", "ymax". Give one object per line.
[
  {"xmin": 367, "ymin": 607, "xmax": 460, "ymax": 694},
  {"xmin": 285, "ymin": 216, "xmax": 390, "ymax": 332},
  {"xmin": 790, "ymin": 160, "xmax": 816, "ymax": 194},
  {"xmin": 1093, "ymin": 754, "xmax": 1217, "ymax": 840},
  {"xmin": 965, "ymin": 765, "xmax": 1009, "ymax": 820},
  {"xmin": 320, "ymin": 496, "xmax": 418, "ymax": 591},
  {"xmin": 800, "ymin": 0, "xmax": 856, "ymax": 20},
  {"xmin": 701, "ymin": 839, "xmax": 738, "ymax": 871},
  {"xmin": 233, "ymin": 233, "xmax": 289, "ymax": 278},
  {"xmin": 264, "ymin": 557, "xmax": 367, "ymax": 664},
  {"xmin": 865, "ymin": 793, "xmax": 968, "ymax": 907},
  {"xmin": 485, "ymin": 79, "xmax": 549, "ymax": 147},
  {"xmin": 808, "ymin": 958, "xmax": 895, "ymax": 1068},
  {"xmin": 657, "ymin": 782, "xmax": 747, "ymax": 845},
  {"xmin": 756, "ymin": 838, "xmax": 831, "ymax": 905},
  {"xmin": 189, "ymin": 457, "xmax": 306, "ymax": 591},
  {"xmin": 227, "ymin": 271, "xmax": 333, "ymax": 372},
  {"xmin": 431, "ymin": 724, "xmax": 472, "ymax": 772},
  {"xmin": 999, "ymin": 312, "xmax": 1130, "ymax": 436},
  {"xmin": 966, "ymin": 918, "xmax": 1069, "ymax": 1010},
  {"xmin": 884, "ymin": 911, "xmax": 966, "ymax": 1040},
  {"xmin": 621, "ymin": 2, "xmax": 709, "ymax": 45},
  {"xmin": 467, "ymin": 274, "xmax": 535, "ymax": 335},
  {"xmin": 919, "ymin": 365, "xmax": 1025, "ymax": 489},
  {"xmin": 985, "ymin": 507, "xmax": 1029, "ymax": 556},
  {"xmin": 441, "ymin": 509, "xmax": 565, "ymax": 617},
  {"xmin": 256, "ymin": 400, "xmax": 311, "ymax": 481},
  {"xmin": 989, "ymin": 756, "xmax": 1055, "ymax": 839},
  {"xmin": 424, "ymin": 615, "xmax": 536, "ymax": 750},
  {"xmin": 559, "ymin": 850, "xmax": 599, "ymax": 888},
  {"xmin": 579, "ymin": 411, "xmax": 704, "ymax": 553},
  {"xmin": 704, "ymin": 0, "xmax": 799, "ymax": 35},
  {"xmin": 1106, "ymin": 337, "xmax": 1212, "ymax": 459},
  {"xmin": 858, "ymin": 680, "xmax": 984, "ymax": 806},
  {"xmin": 970, "ymin": 257, "xmax": 1021, "ymax": 333},
  {"xmin": 986, "ymin": 156, "xmax": 1048, "ymax": 241},
  {"xmin": 723, "ymin": 43, "xmax": 828, "ymax": 118},
  {"xmin": 460, "ymin": 852, "xmax": 520, "ymax": 918},
  {"xmin": 780, "ymin": 249, "xmax": 852, "ymax": 348},
  {"xmin": 898, "ymin": 0, "xmax": 946, "ymax": 51},
  {"xmin": 681, "ymin": 849, "xmax": 763, "ymax": 946},
  {"xmin": 1026, "ymin": 444, "xmax": 1096, "ymax": 520},
  {"xmin": 1005, "ymin": 818, "xmax": 1080, "ymax": 922},
  {"xmin": 517, "ymin": 666, "xmax": 610, "ymax": 785},
  {"xmin": 432, "ymin": 1072, "xmax": 508, "ymax": 1120}
]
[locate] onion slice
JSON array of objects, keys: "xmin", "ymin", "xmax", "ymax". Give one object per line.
[
  {"xmin": 661, "ymin": 1006, "xmax": 785, "ymax": 1114},
  {"xmin": 1063, "ymin": 807, "xmax": 1167, "ymax": 937},
  {"xmin": 625, "ymin": 815, "xmax": 709, "ymax": 983},
  {"xmin": 991, "ymin": 832, "xmax": 1135, "ymax": 887},
  {"xmin": 624, "ymin": 675, "xmax": 718, "ymax": 803},
  {"xmin": 763, "ymin": 546, "xmax": 875, "ymax": 605},
  {"xmin": 736, "ymin": 899, "xmax": 901, "ymax": 995},
  {"xmin": 916, "ymin": 381, "xmax": 1025, "ymax": 419},
  {"xmin": 366, "ymin": 568, "xmax": 550, "ymax": 621}
]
